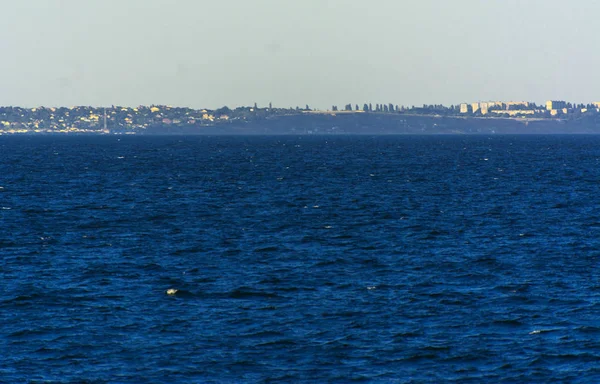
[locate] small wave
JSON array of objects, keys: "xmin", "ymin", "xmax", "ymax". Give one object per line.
[
  {"xmin": 146, "ymin": 213, "xmax": 178, "ymax": 222},
  {"xmin": 492, "ymin": 318, "xmax": 524, "ymax": 327},
  {"xmin": 358, "ymin": 244, "xmax": 380, "ymax": 251},
  {"xmin": 392, "ymin": 330, "xmax": 422, "ymax": 339},
  {"xmin": 332, "ymin": 233, "xmax": 353, "ymax": 240},
  {"xmin": 172, "ymin": 246, "xmax": 204, "ymax": 255},
  {"xmin": 473, "ymin": 256, "xmax": 500, "ymax": 265},
  {"xmin": 9, "ymin": 328, "xmax": 41, "ymax": 338},
  {"xmin": 529, "ymin": 329, "xmax": 557, "ymax": 335},
  {"xmin": 420, "ymin": 344, "xmax": 452, "ymax": 352},
  {"xmin": 276, "ymin": 286, "xmax": 317, "ymax": 293},
  {"xmin": 575, "ymin": 326, "xmax": 600, "ymax": 334},
  {"xmin": 401, "ymin": 353, "xmax": 440, "ymax": 362},
  {"xmin": 142, "ymin": 263, "xmax": 165, "ymax": 272},
  {"xmin": 253, "ymin": 246, "xmax": 279, "ymax": 253},
  {"xmin": 313, "ymin": 258, "xmax": 349, "ymax": 267},
  {"xmin": 255, "ymin": 339, "xmax": 297, "ymax": 347},
  {"xmin": 0, "ymin": 240, "xmax": 17, "ymax": 247},
  {"xmin": 258, "ymin": 276, "xmax": 283, "ymax": 284},
  {"xmin": 228, "ymin": 288, "xmax": 281, "ymax": 300},
  {"xmin": 4, "ymin": 293, "xmax": 45, "ymax": 304},
  {"xmin": 360, "ymin": 257, "xmax": 384, "ymax": 266},
  {"xmin": 321, "ymin": 310, "xmax": 364, "ymax": 318},
  {"xmin": 240, "ymin": 330, "xmax": 284, "ymax": 339},
  {"xmin": 495, "ymin": 283, "xmax": 532, "ymax": 294},
  {"xmin": 164, "ymin": 289, "xmax": 195, "ymax": 298}
]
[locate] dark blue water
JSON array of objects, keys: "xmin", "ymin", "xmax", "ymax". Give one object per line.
[{"xmin": 1, "ymin": 135, "xmax": 599, "ymax": 383}]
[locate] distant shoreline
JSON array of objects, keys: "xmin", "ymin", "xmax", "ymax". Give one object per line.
[{"xmin": 0, "ymin": 105, "xmax": 597, "ymax": 135}]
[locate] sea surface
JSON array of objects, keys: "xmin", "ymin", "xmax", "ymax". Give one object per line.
[{"xmin": 1, "ymin": 135, "xmax": 599, "ymax": 383}]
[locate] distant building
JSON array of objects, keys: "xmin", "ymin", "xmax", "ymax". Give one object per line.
[
  {"xmin": 490, "ymin": 110, "xmax": 535, "ymax": 116},
  {"xmin": 546, "ymin": 101, "xmax": 567, "ymax": 111},
  {"xmin": 480, "ymin": 103, "xmax": 489, "ymax": 115},
  {"xmin": 505, "ymin": 101, "xmax": 530, "ymax": 108},
  {"xmin": 460, "ymin": 101, "xmax": 529, "ymax": 115}
]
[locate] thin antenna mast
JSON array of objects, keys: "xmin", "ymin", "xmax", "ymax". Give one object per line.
[{"xmin": 103, "ymin": 108, "xmax": 108, "ymax": 133}]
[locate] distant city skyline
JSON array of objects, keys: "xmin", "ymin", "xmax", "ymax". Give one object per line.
[{"xmin": 2, "ymin": 0, "xmax": 600, "ymax": 109}]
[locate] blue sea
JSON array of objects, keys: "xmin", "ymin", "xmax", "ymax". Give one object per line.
[{"xmin": 1, "ymin": 135, "xmax": 599, "ymax": 383}]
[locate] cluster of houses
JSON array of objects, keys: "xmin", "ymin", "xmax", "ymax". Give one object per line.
[
  {"xmin": 459, "ymin": 100, "xmax": 600, "ymax": 117},
  {"xmin": 0, "ymin": 105, "xmax": 235, "ymax": 134}
]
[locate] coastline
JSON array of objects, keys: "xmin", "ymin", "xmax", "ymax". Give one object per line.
[{"xmin": 0, "ymin": 109, "xmax": 596, "ymax": 135}]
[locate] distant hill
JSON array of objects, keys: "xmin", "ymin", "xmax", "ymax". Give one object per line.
[{"xmin": 144, "ymin": 113, "xmax": 600, "ymax": 135}]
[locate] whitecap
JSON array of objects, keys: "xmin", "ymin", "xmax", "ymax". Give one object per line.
[{"xmin": 529, "ymin": 328, "xmax": 557, "ymax": 335}]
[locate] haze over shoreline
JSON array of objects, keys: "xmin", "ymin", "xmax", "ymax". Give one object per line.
[{"xmin": 1, "ymin": 99, "xmax": 600, "ymax": 135}]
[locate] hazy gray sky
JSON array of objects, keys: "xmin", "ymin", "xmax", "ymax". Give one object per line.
[{"xmin": 2, "ymin": 0, "xmax": 600, "ymax": 108}]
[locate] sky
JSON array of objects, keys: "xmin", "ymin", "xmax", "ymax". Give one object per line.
[{"xmin": 1, "ymin": 0, "xmax": 600, "ymax": 109}]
